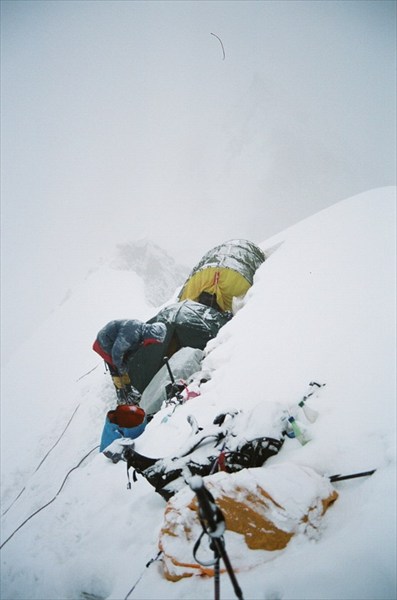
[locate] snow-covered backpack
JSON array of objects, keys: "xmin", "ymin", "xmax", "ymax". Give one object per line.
[{"xmin": 123, "ymin": 411, "xmax": 284, "ymax": 500}]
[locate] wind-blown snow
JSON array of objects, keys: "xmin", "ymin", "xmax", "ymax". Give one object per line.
[{"xmin": 1, "ymin": 187, "xmax": 396, "ymax": 600}]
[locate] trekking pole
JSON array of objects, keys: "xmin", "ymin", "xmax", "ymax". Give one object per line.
[{"xmin": 189, "ymin": 476, "xmax": 244, "ymax": 600}]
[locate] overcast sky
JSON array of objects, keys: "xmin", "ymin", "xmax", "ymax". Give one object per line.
[{"xmin": 1, "ymin": 0, "xmax": 396, "ymax": 358}]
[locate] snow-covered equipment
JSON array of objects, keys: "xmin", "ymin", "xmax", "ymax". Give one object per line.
[
  {"xmin": 127, "ymin": 301, "xmax": 230, "ymax": 395},
  {"xmin": 140, "ymin": 347, "xmax": 204, "ymax": 417},
  {"xmin": 296, "ymin": 380, "xmax": 324, "ymax": 422},
  {"xmin": 123, "ymin": 409, "xmax": 284, "ymax": 500},
  {"xmin": 298, "ymin": 399, "xmax": 319, "ymax": 423},
  {"xmin": 100, "ymin": 405, "xmax": 147, "ymax": 453},
  {"xmin": 280, "ymin": 381, "xmax": 326, "ymax": 442},
  {"xmin": 158, "ymin": 464, "xmax": 339, "ymax": 581},
  {"xmin": 178, "ymin": 239, "xmax": 265, "ymax": 312}
]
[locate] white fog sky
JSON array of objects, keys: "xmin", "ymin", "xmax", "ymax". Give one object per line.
[{"xmin": 1, "ymin": 0, "xmax": 396, "ymax": 357}]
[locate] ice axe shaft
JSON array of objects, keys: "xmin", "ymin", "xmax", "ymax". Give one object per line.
[
  {"xmin": 163, "ymin": 356, "xmax": 176, "ymax": 385},
  {"xmin": 163, "ymin": 356, "xmax": 185, "ymax": 401},
  {"xmin": 329, "ymin": 469, "xmax": 376, "ymax": 482}
]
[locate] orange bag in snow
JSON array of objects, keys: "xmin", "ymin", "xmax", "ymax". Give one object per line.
[{"xmin": 158, "ymin": 464, "xmax": 338, "ymax": 581}]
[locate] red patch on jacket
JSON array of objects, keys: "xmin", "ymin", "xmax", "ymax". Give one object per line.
[
  {"xmin": 142, "ymin": 338, "xmax": 162, "ymax": 347},
  {"xmin": 93, "ymin": 339, "xmax": 114, "ymax": 365}
]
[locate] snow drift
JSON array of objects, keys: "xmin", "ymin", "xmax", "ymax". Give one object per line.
[{"xmin": 1, "ymin": 187, "xmax": 396, "ymax": 600}]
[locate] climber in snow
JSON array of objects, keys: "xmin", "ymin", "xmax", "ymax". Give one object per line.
[{"xmin": 93, "ymin": 319, "xmax": 167, "ymax": 405}]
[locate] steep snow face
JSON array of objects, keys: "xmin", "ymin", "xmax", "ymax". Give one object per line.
[
  {"xmin": 204, "ymin": 186, "xmax": 396, "ymax": 416},
  {"xmin": 0, "ymin": 187, "xmax": 396, "ymax": 600}
]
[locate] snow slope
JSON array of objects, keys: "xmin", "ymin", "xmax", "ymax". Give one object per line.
[{"xmin": 1, "ymin": 187, "xmax": 396, "ymax": 600}]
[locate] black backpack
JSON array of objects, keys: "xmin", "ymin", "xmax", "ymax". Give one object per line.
[{"xmin": 123, "ymin": 413, "xmax": 284, "ymax": 500}]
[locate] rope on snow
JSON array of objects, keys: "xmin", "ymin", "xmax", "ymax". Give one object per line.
[
  {"xmin": 76, "ymin": 364, "xmax": 99, "ymax": 382},
  {"xmin": 3, "ymin": 363, "xmax": 99, "ymax": 516},
  {"xmin": 0, "ymin": 445, "xmax": 99, "ymax": 549},
  {"xmin": 123, "ymin": 551, "xmax": 163, "ymax": 600},
  {"xmin": 1, "ymin": 404, "xmax": 81, "ymax": 516}
]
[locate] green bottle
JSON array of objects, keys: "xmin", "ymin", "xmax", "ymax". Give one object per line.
[{"xmin": 288, "ymin": 416, "xmax": 309, "ymax": 445}]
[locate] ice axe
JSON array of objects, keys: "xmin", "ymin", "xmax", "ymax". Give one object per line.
[
  {"xmin": 163, "ymin": 356, "xmax": 185, "ymax": 401},
  {"xmin": 329, "ymin": 469, "xmax": 376, "ymax": 482}
]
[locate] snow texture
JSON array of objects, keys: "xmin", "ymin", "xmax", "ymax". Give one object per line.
[{"xmin": 1, "ymin": 187, "xmax": 396, "ymax": 600}]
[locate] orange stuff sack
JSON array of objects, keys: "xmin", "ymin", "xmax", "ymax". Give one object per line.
[{"xmin": 158, "ymin": 463, "xmax": 338, "ymax": 581}]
